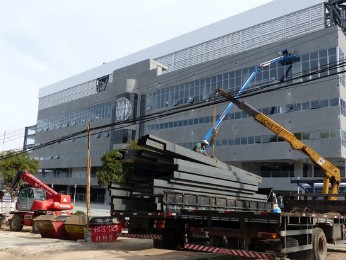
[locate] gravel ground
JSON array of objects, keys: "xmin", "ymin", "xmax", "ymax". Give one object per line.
[
  {"xmin": 1, "ymin": 226, "xmax": 346, "ymax": 259},
  {"xmin": 0, "ymin": 227, "xmax": 229, "ymax": 260}
]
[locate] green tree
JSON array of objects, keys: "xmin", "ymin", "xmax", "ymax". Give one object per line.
[
  {"xmin": 96, "ymin": 149, "xmax": 127, "ymax": 187},
  {"xmin": 126, "ymin": 139, "xmax": 144, "ymax": 150},
  {"xmin": 0, "ymin": 151, "xmax": 39, "ymax": 186},
  {"xmin": 96, "ymin": 140, "xmax": 146, "ymax": 187}
]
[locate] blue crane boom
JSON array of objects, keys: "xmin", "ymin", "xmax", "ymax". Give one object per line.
[{"xmin": 203, "ymin": 49, "xmax": 299, "ymax": 144}]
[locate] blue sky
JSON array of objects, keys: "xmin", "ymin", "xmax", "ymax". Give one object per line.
[{"xmin": 0, "ymin": 0, "xmax": 272, "ymax": 151}]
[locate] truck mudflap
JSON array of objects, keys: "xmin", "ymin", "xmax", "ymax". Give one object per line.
[
  {"xmin": 118, "ymin": 233, "xmax": 162, "ymax": 240},
  {"xmin": 184, "ymin": 243, "xmax": 275, "ymax": 260}
]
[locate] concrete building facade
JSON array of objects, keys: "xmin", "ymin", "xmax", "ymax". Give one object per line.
[{"xmin": 31, "ymin": 0, "xmax": 346, "ymax": 202}]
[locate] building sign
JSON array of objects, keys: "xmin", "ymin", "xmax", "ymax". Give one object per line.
[{"xmin": 116, "ymin": 97, "xmax": 132, "ymax": 121}]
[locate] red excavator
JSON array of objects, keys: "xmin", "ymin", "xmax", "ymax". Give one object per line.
[{"xmin": 9, "ymin": 170, "xmax": 74, "ymax": 232}]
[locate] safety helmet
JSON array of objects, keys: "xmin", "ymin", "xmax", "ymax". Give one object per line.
[{"xmin": 202, "ymin": 140, "xmax": 209, "ymax": 145}]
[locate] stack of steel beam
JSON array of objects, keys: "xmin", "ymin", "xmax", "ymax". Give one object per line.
[{"xmin": 109, "ymin": 134, "xmax": 268, "ymax": 211}]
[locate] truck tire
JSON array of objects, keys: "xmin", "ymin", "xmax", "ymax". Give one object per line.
[
  {"xmin": 10, "ymin": 214, "xmax": 23, "ymax": 232},
  {"xmin": 311, "ymin": 227, "xmax": 327, "ymax": 260},
  {"xmin": 32, "ymin": 220, "xmax": 40, "ymax": 234}
]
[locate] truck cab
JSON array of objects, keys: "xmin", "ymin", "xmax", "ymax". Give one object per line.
[{"xmin": 16, "ymin": 187, "xmax": 46, "ymax": 211}]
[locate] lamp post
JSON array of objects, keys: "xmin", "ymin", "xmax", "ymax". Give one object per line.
[{"xmin": 86, "ymin": 121, "xmax": 91, "ymax": 229}]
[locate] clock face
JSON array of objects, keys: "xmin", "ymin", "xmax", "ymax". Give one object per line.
[{"xmin": 116, "ymin": 97, "xmax": 132, "ymax": 121}]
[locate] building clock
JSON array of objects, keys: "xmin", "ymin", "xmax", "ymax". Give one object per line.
[{"xmin": 115, "ymin": 97, "xmax": 132, "ymax": 121}]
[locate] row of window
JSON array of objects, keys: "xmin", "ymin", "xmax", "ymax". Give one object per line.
[
  {"xmin": 38, "ymin": 150, "xmax": 107, "ymax": 161},
  {"xmin": 180, "ymin": 128, "xmax": 342, "ymax": 150},
  {"xmin": 147, "ymin": 97, "xmax": 342, "ymax": 131},
  {"xmin": 37, "ymin": 103, "xmax": 112, "ymax": 132},
  {"xmin": 37, "ymin": 128, "xmax": 346, "ymax": 162},
  {"xmin": 156, "ymin": 4, "xmax": 324, "ymax": 72},
  {"xmin": 146, "ymin": 47, "xmax": 341, "ymax": 111},
  {"xmin": 38, "ymin": 74, "xmax": 113, "ymax": 110}
]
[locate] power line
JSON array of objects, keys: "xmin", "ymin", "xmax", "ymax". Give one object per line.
[{"xmin": 2, "ymin": 62, "xmax": 345, "ymax": 161}]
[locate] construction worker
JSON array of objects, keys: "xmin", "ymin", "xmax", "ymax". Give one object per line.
[{"xmin": 193, "ymin": 140, "xmax": 210, "ymax": 157}]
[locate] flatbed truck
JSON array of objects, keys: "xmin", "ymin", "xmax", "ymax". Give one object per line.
[{"xmin": 110, "ymin": 187, "xmax": 346, "ymax": 260}]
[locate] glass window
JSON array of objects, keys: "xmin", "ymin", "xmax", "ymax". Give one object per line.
[
  {"xmin": 320, "ymin": 131, "xmax": 329, "ymax": 138},
  {"xmin": 269, "ymin": 135, "xmax": 277, "ymax": 142},
  {"xmin": 262, "ymin": 107, "xmax": 270, "ymax": 115},
  {"xmin": 302, "ymin": 102, "xmax": 310, "ymax": 110},
  {"xmin": 319, "ymin": 99, "xmax": 328, "ymax": 108},
  {"xmin": 302, "ymin": 54, "xmax": 310, "ymax": 62},
  {"xmin": 328, "ymin": 47, "xmax": 337, "ymax": 56},
  {"xmin": 319, "ymin": 49, "xmax": 327, "ymax": 58},
  {"xmin": 302, "ymin": 132, "xmax": 310, "ymax": 140},
  {"xmin": 234, "ymin": 138, "xmax": 241, "ymax": 145},
  {"xmin": 330, "ymin": 129, "xmax": 340, "ymax": 138},
  {"xmin": 228, "ymin": 139, "xmax": 234, "ymax": 145},
  {"xmin": 329, "ymin": 55, "xmax": 337, "ymax": 74},
  {"xmin": 329, "ymin": 98, "xmax": 339, "ymax": 107},
  {"xmin": 241, "ymin": 137, "xmax": 247, "ymax": 145},
  {"xmin": 310, "ymin": 52, "xmax": 318, "ymax": 60},
  {"xmin": 311, "ymin": 100, "xmax": 319, "ymax": 109},
  {"xmin": 320, "ymin": 56, "xmax": 328, "ymax": 77},
  {"xmin": 262, "ymin": 136, "xmax": 270, "ymax": 143},
  {"xmin": 234, "ymin": 112, "xmax": 241, "ymax": 119},
  {"xmin": 269, "ymin": 106, "xmax": 278, "ymax": 114},
  {"xmin": 294, "ymin": 132, "xmax": 302, "ymax": 140},
  {"xmin": 293, "ymin": 103, "xmax": 301, "ymax": 111},
  {"xmin": 255, "ymin": 136, "xmax": 261, "ymax": 143},
  {"xmin": 263, "ymin": 67, "xmax": 269, "ymax": 81},
  {"xmin": 286, "ymin": 104, "xmax": 294, "ymax": 112},
  {"xmin": 310, "ymin": 131, "xmax": 320, "ymax": 139},
  {"xmin": 248, "ymin": 136, "xmax": 254, "ymax": 144}
]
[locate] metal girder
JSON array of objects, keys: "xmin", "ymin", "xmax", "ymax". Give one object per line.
[
  {"xmin": 174, "ymin": 158, "xmax": 261, "ymax": 185},
  {"xmin": 171, "ymin": 171, "xmax": 258, "ymax": 192},
  {"xmin": 153, "ymin": 179, "xmax": 267, "ymax": 201}
]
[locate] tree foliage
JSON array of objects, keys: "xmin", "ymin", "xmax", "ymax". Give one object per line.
[
  {"xmin": 0, "ymin": 151, "xmax": 39, "ymax": 186},
  {"xmin": 96, "ymin": 140, "xmax": 146, "ymax": 188},
  {"xmin": 96, "ymin": 150, "xmax": 127, "ymax": 187}
]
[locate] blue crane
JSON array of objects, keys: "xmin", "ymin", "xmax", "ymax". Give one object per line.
[{"xmin": 203, "ymin": 49, "xmax": 299, "ymax": 144}]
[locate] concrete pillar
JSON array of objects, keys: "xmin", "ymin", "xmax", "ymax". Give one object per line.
[
  {"xmin": 104, "ymin": 189, "xmax": 110, "ymax": 205},
  {"xmin": 67, "ymin": 185, "xmax": 71, "ymax": 196},
  {"xmin": 309, "ymin": 164, "xmax": 314, "ymax": 177},
  {"xmin": 294, "ymin": 160, "xmax": 304, "ymax": 177}
]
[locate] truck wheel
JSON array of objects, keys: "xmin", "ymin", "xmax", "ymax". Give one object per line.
[
  {"xmin": 32, "ymin": 220, "xmax": 40, "ymax": 234},
  {"xmin": 312, "ymin": 227, "xmax": 327, "ymax": 260},
  {"xmin": 10, "ymin": 214, "xmax": 23, "ymax": 232}
]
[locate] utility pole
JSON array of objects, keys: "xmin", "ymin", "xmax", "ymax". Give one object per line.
[{"xmin": 86, "ymin": 121, "xmax": 91, "ymax": 229}]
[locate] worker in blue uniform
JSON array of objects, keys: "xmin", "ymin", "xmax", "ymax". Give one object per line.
[{"xmin": 193, "ymin": 140, "xmax": 210, "ymax": 157}]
